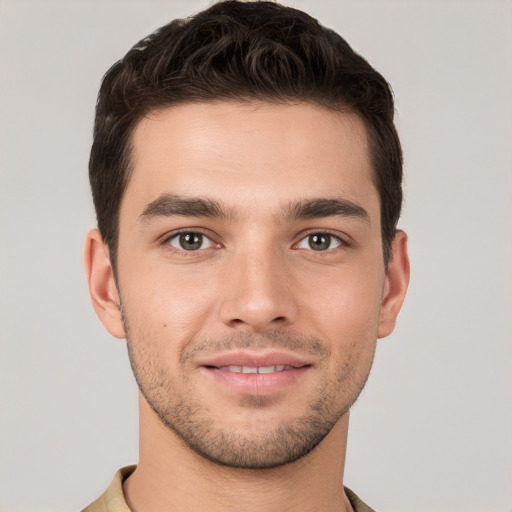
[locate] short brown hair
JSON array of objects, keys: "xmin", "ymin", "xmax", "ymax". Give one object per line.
[{"xmin": 89, "ymin": 0, "xmax": 402, "ymax": 270}]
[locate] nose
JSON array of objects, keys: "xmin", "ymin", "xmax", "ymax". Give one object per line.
[{"xmin": 219, "ymin": 246, "xmax": 297, "ymax": 332}]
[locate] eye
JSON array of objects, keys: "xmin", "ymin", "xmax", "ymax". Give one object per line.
[
  {"xmin": 296, "ymin": 232, "xmax": 342, "ymax": 251},
  {"xmin": 167, "ymin": 232, "xmax": 216, "ymax": 251}
]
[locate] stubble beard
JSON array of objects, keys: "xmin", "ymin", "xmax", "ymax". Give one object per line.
[{"xmin": 124, "ymin": 317, "xmax": 375, "ymax": 470}]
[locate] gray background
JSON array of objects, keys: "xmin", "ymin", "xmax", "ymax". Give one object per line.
[{"xmin": 0, "ymin": 1, "xmax": 511, "ymax": 511}]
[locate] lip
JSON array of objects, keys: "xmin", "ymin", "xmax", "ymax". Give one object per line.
[
  {"xmin": 198, "ymin": 351, "xmax": 312, "ymax": 396},
  {"xmin": 199, "ymin": 350, "xmax": 309, "ymax": 369}
]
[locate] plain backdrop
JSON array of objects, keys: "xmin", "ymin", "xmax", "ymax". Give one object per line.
[{"xmin": 0, "ymin": 1, "xmax": 511, "ymax": 511}]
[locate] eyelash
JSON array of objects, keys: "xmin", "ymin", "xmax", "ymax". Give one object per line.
[
  {"xmin": 162, "ymin": 229, "xmax": 220, "ymax": 253},
  {"xmin": 160, "ymin": 229, "xmax": 349, "ymax": 254},
  {"xmin": 293, "ymin": 230, "xmax": 348, "ymax": 252}
]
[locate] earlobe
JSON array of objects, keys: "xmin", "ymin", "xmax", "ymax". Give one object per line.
[
  {"xmin": 84, "ymin": 229, "xmax": 126, "ymax": 339},
  {"xmin": 378, "ymin": 230, "xmax": 410, "ymax": 339}
]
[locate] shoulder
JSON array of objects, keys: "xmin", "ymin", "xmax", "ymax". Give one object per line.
[
  {"xmin": 81, "ymin": 466, "xmax": 136, "ymax": 512},
  {"xmin": 344, "ymin": 486, "xmax": 377, "ymax": 512}
]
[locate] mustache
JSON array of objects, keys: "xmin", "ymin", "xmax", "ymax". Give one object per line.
[{"xmin": 180, "ymin": 329, "xmax": 330, "ymax": 365}]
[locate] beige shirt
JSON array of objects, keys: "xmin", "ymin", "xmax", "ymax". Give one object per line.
[{"xmin": 82, "ymin": 465, "xmax": 376, "ymax": 512}]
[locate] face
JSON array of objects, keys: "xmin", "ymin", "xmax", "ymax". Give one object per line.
[{"xmin": 91, "ymin": 101, "xmax": 408, "ymax": 469}]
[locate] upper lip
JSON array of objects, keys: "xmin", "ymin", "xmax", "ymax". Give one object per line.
[{"xmin": 198, "ymin": 351, "xmax": 310, "ymax": 369}]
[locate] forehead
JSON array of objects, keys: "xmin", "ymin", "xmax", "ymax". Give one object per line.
[{"xmin": 123, "ymin": 101, "xmax": 378, "ymax": 220}]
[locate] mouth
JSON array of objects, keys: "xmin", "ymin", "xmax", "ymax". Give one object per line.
[
  {"xmin": 209, "ymin": 364, "xmax": 300, "ymax": 374},
  {"xmin": 199, "ymin": 352, "xmax": 312, "ymax": 395}
]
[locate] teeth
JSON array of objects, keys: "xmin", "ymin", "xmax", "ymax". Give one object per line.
[
  {"xmin": 257, "ymin": 366, "xmax": 276, "ymax": 374},
  {"xmin": 217, "ymin": 365, "xmax": 291, "ymax": 373}
]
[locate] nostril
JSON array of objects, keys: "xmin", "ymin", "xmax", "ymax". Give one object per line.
[{"xmin": 227, "ymin": 316, "xmax": 288, "ymax": 329}]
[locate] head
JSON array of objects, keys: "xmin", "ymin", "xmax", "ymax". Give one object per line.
[
  {"xmin": 85, "ymin": 1, "xmax": 409, "ymax": 470},
  {"xmin": 89, "ymin": 0, "xmax": 402, "ymax": 275}
]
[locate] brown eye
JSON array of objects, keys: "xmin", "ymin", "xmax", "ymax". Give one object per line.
[
  {"xmin": 168, "ymin": 232, "xmax": 213, "ymax": 251},
  {"xmin": 297, "ymin": 233, "xmax": 342, "ymax": 251},
  {"xmin": 309, "ymin": 234, "xmax": 331, "ymax": 251}
]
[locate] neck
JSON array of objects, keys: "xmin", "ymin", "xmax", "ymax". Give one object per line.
[{"xmin": 123, "ymin": 394, "xmax": 354, "ymax": 512}]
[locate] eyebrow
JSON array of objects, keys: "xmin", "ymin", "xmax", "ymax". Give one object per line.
[
  {"xmin": 282, "ymin": 198, "xmax": 370, "ymax": 223},
  {"xmin": 139, "ymin": 194, "xmax": 232, "ymax": 222},
  {"xmin": 138, "ymin": 194, "xmax": 369, "ymax": 224}
]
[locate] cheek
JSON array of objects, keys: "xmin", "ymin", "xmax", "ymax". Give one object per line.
[
  {"xmin": 303, "ymin": 264, "xmax": 384, "ymax": 344},
  {"xmin": 119, "ymin": 263, "xmax": 220, "ymax": 344},
  {"xmin": 316, "ymin": 280, "xmax": 381, "ymax": 391}
]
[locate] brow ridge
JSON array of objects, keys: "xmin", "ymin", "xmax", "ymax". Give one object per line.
[
  {"xmin": 139, "ymin": 194, "xmax": 232, "ymax": 222},
  {"xmin": 138, "ymin": 194, "xmax": 369, "ymax": 224},
  {"xmin": 282, "ymin": 198, "xmax": 369, "ymax": 222}
]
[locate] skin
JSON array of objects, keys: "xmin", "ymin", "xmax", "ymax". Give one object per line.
[{"xmin": 85, "ymin": 101, "xmax": 409, "ymax": 512}]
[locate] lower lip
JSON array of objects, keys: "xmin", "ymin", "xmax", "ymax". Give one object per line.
[{"xmin": 202, "ymin": 366, "xmax": 310, "ymax": 395}]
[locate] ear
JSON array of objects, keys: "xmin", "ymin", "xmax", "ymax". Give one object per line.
[
  {"xmin": 378, "ymin": 230, "xmax": 410, "ymax": 339},
  {"xmin": 84, "ymin": 229, "xmax": 126, "ymax": 339}
]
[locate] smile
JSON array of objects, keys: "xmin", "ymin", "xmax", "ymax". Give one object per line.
[
  {"xmin": 201, "ymin": 358, "xmax": 311, "ymax": 396},
  {"xmin": 214, "ymin": 365, "xmax": 295, "ymax": 374}
]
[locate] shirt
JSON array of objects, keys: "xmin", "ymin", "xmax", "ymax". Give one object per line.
[{"xmin": 82, "ymin": 465, "xmax": 376, "ymax": 512}]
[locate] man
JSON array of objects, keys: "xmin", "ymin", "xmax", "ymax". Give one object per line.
[{"xmin": 82, "ymin": 1, "xmax": 409, "ymax": 511}]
